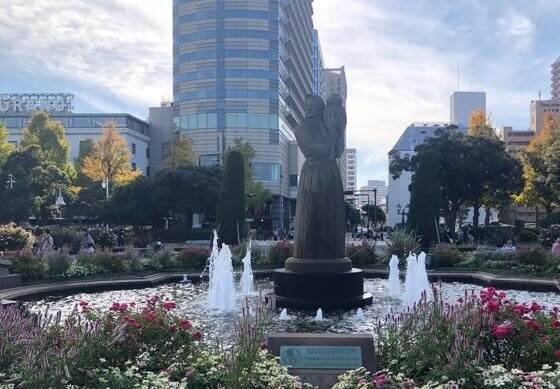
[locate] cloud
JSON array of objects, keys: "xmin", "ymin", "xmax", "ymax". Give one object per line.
[
  {"xmin": 0, "ymin": 0, "xmax": 172, "ymax": 113},
  {"xmin": 497, "ymin": 9, "xmax": 535, "ymax": 50}
]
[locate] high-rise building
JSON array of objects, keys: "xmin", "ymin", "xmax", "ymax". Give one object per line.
[
  {"xmin": 148, "ymin": 101, "xmax": 175, "ymax": 175},
  {"xmin": 552, "ymin": 56, "xmax": 560, "ymax": 100},
  {"xmin": 325, "ymin": 66, "xmax": 347, "ymax": 105},
  {"xmin": 450, "ymin": 91, "xmax": 486, "ymax": 127},
  {"xmin": 344, "ymin": 148, "xmax": 356, "ymax": 193},
  {"xmin": 311, "ymin": 29, "xmax": 327, "ymax": 101},
  {"xmin": 500, "ymin": 126, "xmax": 534, "ymax": 155},
  {"xmin": 387, "ymin": 122, "xmax": 466, "ymax": 227},
  {"xmin": 530, "ymin": 98, "xmax": 560, "ymax": 133},
  {"xmin": 172, "ymin": 0, "xmax": 315, "ymax": 231},
  {"xmin": 357, "ymin": 180, "xmax": 387, "ymax": 213}
]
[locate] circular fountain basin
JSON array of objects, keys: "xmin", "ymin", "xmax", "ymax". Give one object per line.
[{"xmin": 25, "ymin": 278, "xmax": 560, "ymax": 346}]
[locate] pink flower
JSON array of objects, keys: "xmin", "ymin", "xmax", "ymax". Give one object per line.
[
  {"xmin": 492, "ymin": 321, "xmax": 514, "ymax": 339},
  {"xmin": 162, "ymin": 301, "xmax": 177, "ymax": 311},
  {"xmin": 530, "ymin": 302, "xmax": 542, "ymax": 313},
  {"xmin": 554, "ymin": 350, "xmax": 560, "ymax": 360},
  {"xmin": 373, "ymin": 372, "xmax": 389, "ymax": 386},
  {"xmin": 497, "ymin": 291, "xmax": 507, "ymax": 299},
  {"xmin": 179, "ymin": 319, "xmax": 192, "ymax": 330},
  {"xmin": 191, "ymin": 330, "xmax": 203, "ymax": 340},
  {"xmin": 79, "ymin": 300, "xmax": 89, "ymax": 307},
  {"xmin": 169, "ymin": 325, "xmax": 177, "ymax": 332},
  {"xmin": 142, "ymin": 309, "xmax": 158, "ymax": 322}
]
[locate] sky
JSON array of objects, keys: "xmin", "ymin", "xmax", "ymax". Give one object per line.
[{"xmin": 0, "ymin": 0, "xmax": 558, "ymax": 187}]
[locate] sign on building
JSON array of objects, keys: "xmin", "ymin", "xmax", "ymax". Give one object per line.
[{"xmin": 0, "ymin": 94, "xmax": 74, "ymax": 113}]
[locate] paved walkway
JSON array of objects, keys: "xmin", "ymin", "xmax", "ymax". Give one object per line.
[{"xmin": 1, "ymin": 268, "xmax": 557, "ymax": 303}]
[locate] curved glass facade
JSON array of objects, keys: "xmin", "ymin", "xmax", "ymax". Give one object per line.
[{"xmin": 173, "ymin": 0, "xmax": 314, "ymax": 229}]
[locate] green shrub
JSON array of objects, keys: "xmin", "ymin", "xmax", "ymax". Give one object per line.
[
  {"xmin": 516, "ymin": 228, "xmax": 538, "ymax": 243},
  {"xmin": 346, "ymin": 243, "xmax": 377, "ymax": 265},
  {"xmin": 386, "ymin": 230, "xmax": 420, "ymax": 262},
  {"xmin": 470, "ymin": 249, "xmax": 515, "ymax": 268},
  {"xmin": 430, "ymin": 243, "xmax": 464, "ymax": 267},
  {"xmin": 174, "ymin": 246, "xmax": 209, "ymax": 269},
  {"xmin": 268, "ymin": 241, "xmax": 293, "ymax": 265},
  {"xmin": 514, "ymin": 248, "xmax": 550, "ymax": 266},
  {"xmin": 250, "ymin": 244, "xmax": 268, "ymax": 265},
  {"xmin": 539, "ymin": 224, "xmax": 560, "ymax": 247},
  {"xmin": 6, "ymin": 250, "xmax": 46, "ymax": 281},
  {"xmin": 541, "ymin": 211, "xmax": 560, "ymax": 228},
  {"xmin": 481, "ymin": 225, "xmax": 514, "ymax": 247},
  {"xmin": 90, "ymin": 228, "xmax": 117, "ymax": 249},
  {"xmin": 49, "ymin": 227, "xmax": 82, "ymax": 253},
  {"xmin": 146, "ymin": 248, "xmax": 176, "ymax": 271},
  {"xmin": 44, "ymin": 249, "xmax": 72, "ymax": 277},
  {"xmin": 0, "ymin": 225, "xmax": 35, "ymax": 251},
  {"xmin": 131, "ymin": 227, "xmax": 153, "ymax": 248},
  {"xmin": 66, "ymin": 260, "xmax": 107, "ymax": 278}
]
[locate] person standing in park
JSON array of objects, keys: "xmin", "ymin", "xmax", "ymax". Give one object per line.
[
  {"xmin": 82, "ymin": 229, "xmax": 95, "ymax": 253},
  {"xmin": 37, "ymin": 228, "xmax": 54, "ymax": 256}
]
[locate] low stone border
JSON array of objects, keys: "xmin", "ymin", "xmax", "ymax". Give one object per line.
[{"xmin": 0, "ymin": 269, "xmax": 557, "ymax": 302}]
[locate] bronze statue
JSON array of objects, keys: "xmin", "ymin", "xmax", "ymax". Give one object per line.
[{"xmin": 291, "ymin": 94, "xmax": 347, "ymax": 264}]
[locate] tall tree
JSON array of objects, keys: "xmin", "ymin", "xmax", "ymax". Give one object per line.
[
  {"xmin": 216, "ymin": 151, "xmax": 246, "ymax": 244},
  {"xmin": 20, "ymin": 112, "xmax": 74, "ymax": 177},
  {"xmin": 81, "ymin": 123, "xmax": 140, "ymax": 186},
  {"xmin": 0, "ymin": 122, "xmax": 14, "ymax": 169},
  {"xmin": 164, "ymin": 135, "xmax": 198, "ymax": 169},
  {"xmin": 361, "ymin": 204, "xmax": 386, "ymax": 225},
  {"xmin": 227, "ymin": 138, "xmax": 271, "ymax": 215},
  {"xmin": 106, "ymin": 177, "xmax": 161, "ymax": 227},
  {"xmin": 345, "ymin": 201, "xmax": 361, "ymax": 228},
  {"xmin": 515, "ymin": 113, "xmax": 560, "ymax": 214},
  {"xmin": 407, "ymin": 149, "xmax": 441, "ymax": 249}
]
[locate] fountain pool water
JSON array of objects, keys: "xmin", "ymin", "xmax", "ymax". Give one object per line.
[
  {"xmin": 403, "ymin": 253, "xmax": 418, "ymax": 306},
  {"xmin": 279, "ymin": 308, "xmax": 290, "ymax": 320},
  {"xmin": 206, "ymin": 232, "xmax": 236, "ymax": 313},
  {"xmin": 26, "ymin": 278, "xmax": 560, "ymax": 346},
  {"xmin": 239, "ymin": 240, "xmax": 254, "ymax": 296},
  {"xmin": 388, "ymin": 255, "xmax": 401, "ymax": 298}
]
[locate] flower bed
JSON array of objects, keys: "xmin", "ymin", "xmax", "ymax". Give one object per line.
[
  {"xmin": 336, "ymin": 286, "xmax": 560, "ymax": 388},
  {"xmin": 0, "ymin": 297, "xmax": 306, "ymax": 388}
]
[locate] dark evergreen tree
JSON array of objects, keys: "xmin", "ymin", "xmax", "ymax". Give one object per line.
[
  {"xmin": 217, "ymin": 151, "xmax": 246, "ymax": 245},
  {"xmin": 407, "ymin": 149, "xmax": 441, "ymax": 249}
]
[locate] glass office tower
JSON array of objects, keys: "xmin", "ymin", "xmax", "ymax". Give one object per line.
[{"xmin": 173, "ymin": 0, "xmax": 314, "ymax": 231}]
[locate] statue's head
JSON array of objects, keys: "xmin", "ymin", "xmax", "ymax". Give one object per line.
[
  {"xmin": 323, "ymin": 94, "xmax": 346, "ymax": 131},
  {"xmin": 304, "ymin": 94, "xmax": 325, "ymax": 119}
]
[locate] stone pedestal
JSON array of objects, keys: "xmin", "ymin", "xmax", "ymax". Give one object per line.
[{"xmin": 274, "ymin": 259, "xmax": 372, "ymax": 309}]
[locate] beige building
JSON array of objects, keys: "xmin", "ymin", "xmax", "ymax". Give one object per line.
[
  {"xmin": 325, "ymin": 66, "xmax": 347, "ymax": 104},
  {"xmin": 530, "ymin": 98, "xmax": 560, "ymax": 133},
  {"xmin": 499, "ymin": 127, "xmax": 537, "ymax": 225}
]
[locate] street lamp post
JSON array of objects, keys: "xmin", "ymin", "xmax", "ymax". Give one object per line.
[
  {"xmin": 396, "ymin": 203, "xmax": 410, "ymax": 225},
  {"xmin": 5, "ymin": 174, "xmax": 15, "ymax": 189},
  {"xmin": 101, "ymin": 177, "xmax": 109, "ymax": 202},
  {"xmin": 55, "ymin": 189, "xmax": 66, "ymax": 219}
]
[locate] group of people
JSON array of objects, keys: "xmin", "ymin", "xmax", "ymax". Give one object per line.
[{"xmin": 34, "ymin": 228, "xmax": 95, "ymax": 257}]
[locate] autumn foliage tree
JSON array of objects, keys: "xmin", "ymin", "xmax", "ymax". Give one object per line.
[
  {"xmin": 0, "ymin": 123, "xmax": 14, "ymax": 168},
  {"xmin": 469, "ymin": 109, "xmax": 496, "ymax": 138},
  {"xmin": 81, "ymin": 123, "xmax": 140, "ymax": 186}
]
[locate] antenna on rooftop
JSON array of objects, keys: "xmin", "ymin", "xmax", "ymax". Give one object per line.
[
  {"xmin": 538, "ymin": 89, "xmax": 542, "ymax": 101},
  {"xmin": 457, "ymin": 63, "xmax": 460, "ymax": 90}
]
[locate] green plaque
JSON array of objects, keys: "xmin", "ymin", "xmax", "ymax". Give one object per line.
[{"xmin": 279, "ymin": 346, "xmax": 362, "ymax": 369}]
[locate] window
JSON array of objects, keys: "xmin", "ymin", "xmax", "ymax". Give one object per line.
[
  {"xmin": 200, "ymin": 154, "xmax": 219, "ymax": 167},
  {"xmin": 253, "ymin": 163, "xmax": 280, "ymax": 182},
  {"xmin": 131, "ymin": 162, "xmax": 137, "ymax": 170},
  {"xmin": 132, "ymin": 143, "xmax": 136, "ymax": 155},
  {"xmin": 290, "ymin": 175, "xmax": 298, "ymax": 187},
  {"xmin": 70, "ymin": 117, "xmax": 91, "ymax": 128},
  {"xmin": 146, "ymin": 148, "xmax": 150, "ymax": 159},
  {"xmin": 269, "ymin": 130, "xmax": 279, "ymax": 145}
]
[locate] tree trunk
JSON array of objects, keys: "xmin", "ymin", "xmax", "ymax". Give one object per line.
[
  {"xmin": 484, "ymin": 207, "xmax": 491, "ymax": 227},
  {"xmin": 472, "ymin": 204, "xmax": 480, "ymax": 228},
  {"xmin": 446, "ymin": 203, "xmax": 459, "ymax": 233}
]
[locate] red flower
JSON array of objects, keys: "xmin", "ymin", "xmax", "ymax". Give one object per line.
[
  {"xmin": 554, "ymin": 350, "xmax": 560, "ymax": 360},
  {"xmin": 491, "ymin": 321, "xmax": 514, "ymax": 339},
  {"xmin": 142, "ymin": 309, "xmax": 158, "ymax": 322},
  {"xmin": 109, "ymin": 302, "xmax": 129, "ymax": 313},
  {"xmin": 497, "ymin": 291, "xmax": 506, "ymax": 299},
  {"xmin": 179, "ymin": 319, "xmax": 192, "ymax": 330},
  {"xmin": 480, "ymin": 287, "xmax": 496, "ymax": 302},
  {"xmin": 486, "ymin": 300, "xmax": 501, "ymax": 313},
  {"xmin": 123, "ymin": 315, "xmax": 141, "ymax": 328},
  {"xmin": 512, "ymin": 304, "xmax": 529, "ymax": 316},
  {"xmin": 78, "ymin": 300, "xmax": 89, "ymax": 307},
  {"xmin": 373, "ymin": 372, "xmax": 389, "ymax": 386},
  {"xmin": 525, "ymin": 319, "xmax": 542, "ymax": 331},
  {"xmin": 163, "ymin": 301, "xmax": 177, "ymax": 311},
  {"xmin": 191, "ymin": 330, "xmax": 203, "ymax": 340},
  {"xmin": 553, "ymin": 320, "xmax": 560, "ymax": 329}
]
